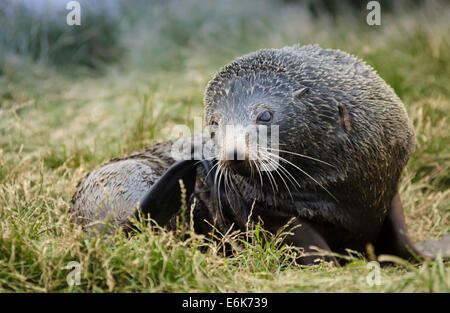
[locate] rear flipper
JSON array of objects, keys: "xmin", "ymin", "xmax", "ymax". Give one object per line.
[
  {"xmin": 124, "ymin": 160, "xmax": 200, "ymax": 233},
  {"xmin": 374, "ymin": 193, "xmax": 430, "ymax": 262}
]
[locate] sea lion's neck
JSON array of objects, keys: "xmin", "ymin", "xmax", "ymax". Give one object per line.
[{"xmin": 220, "ymin": 171, "xmax": 359, "ymax": 236}]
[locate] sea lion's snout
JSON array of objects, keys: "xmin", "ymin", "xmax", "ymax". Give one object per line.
[
  {"xmin": 210, "ymin": 120, "xmax": 279, "ymax": 176},
  {"xmin": 226, "ymin": 158, "xmax": 250, "ymax": 174},
  {"xmin": 220, "ymin": 126, "xmax": 252, "ymax": 175},
  {"xmin": 225, "ymin": 148, "xmax": 247, "ymax": 162},
  {"xmin": 222, "ymin": 139, "xmax": 248, "ymax": 162},
  {"xmin": 224, "ymin": 153, "xmax": 250, "ymax": 175}
]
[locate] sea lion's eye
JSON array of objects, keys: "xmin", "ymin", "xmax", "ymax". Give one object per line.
[{"xmin": 256, "ymin": 111, "xmax": 273, "ymax": 124}]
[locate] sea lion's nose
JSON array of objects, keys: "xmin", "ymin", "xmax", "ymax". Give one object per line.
[
  {"xmin": 224, "ymin": 147, "xmax": 247, "ymax": 162},
  {"xmin": 224, "ymin": 145, "xmax": 251, "ymax": 174},
  {"xmin": 233, "ymin": 148, "xmax": 239, "ymax": 161}
]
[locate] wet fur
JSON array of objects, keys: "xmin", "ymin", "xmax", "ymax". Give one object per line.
[{"xmin": 71, "ymin": 45, "xmax": 431, "ymax": 263}]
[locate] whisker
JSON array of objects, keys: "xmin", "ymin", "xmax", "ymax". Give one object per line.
[
  {"xmin": 255, "ymin": 148, "xmax": 337, "ymax": 201},
  {"xmin": 259, "ymin": 150, "xmax": 302, "ymax": 190},
  {"xmin": 252, "ymin": 150, "xmax": 278, "ymax": 195},
  {"xmin": 257, "ymin": 150, "xmax": 300, "ymax": 197},
  {"xmin": 278, "ymin": 154, "xmax": 338, "ymax": 201},
  {"xmin": 263, "ymin": 157, "xmax": 294, "ymax": 200},
  {"xmin": 255, "ymin": 158, "xmax": 279, "ymax": 207},
  {"xmin": 215, "ymin": 162, "xmax": 225, "ymax": 210},
  {"xmin": 204, "ymin": 161, "xmax": 219, "ymax": 180},
  {"xmin": 263, "ymin": 146, "xmax": 335, "ymax": 168}
]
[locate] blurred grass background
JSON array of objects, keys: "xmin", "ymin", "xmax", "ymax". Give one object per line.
[{"xmin": 0, "ymin": 0, "xmax": 448, "ymax": 292}]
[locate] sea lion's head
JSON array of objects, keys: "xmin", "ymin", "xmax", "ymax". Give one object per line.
[
  {"xmin": 204, "ymin": 46, "xmax": 342, "ymax": 189},
  {"xmin": 203, "ymin": 45, "xmax": 414, "ymax": 217}
]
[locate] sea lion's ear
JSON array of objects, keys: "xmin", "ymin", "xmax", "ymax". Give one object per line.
[
  {"xmin": 130, "ymin": 160, "xmax": 200, "ymax": 229},
  {"xmin": 374, "ymin": 193, "xmax": 429, "ymax": 262}
]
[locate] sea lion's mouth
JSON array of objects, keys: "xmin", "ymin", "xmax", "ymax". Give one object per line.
[{"xmin": 223, "ymin": 159, "xmax": 252, "ymax": 177}]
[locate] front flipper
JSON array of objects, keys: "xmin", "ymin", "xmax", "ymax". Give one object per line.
[
  {"xmin": 125, "ymin": 160, "xmax": 200, "ymax": 231},
  {"xmin": 286, "ymin": 218, "xmax": 337, "ymax": 265},
  {"xmin": 374, "ymin": 193, "xmax": 428, "ymax": 261},
  {"xmin": 261, "ymin": 214, "xmax": 336, "ymax": 265}
]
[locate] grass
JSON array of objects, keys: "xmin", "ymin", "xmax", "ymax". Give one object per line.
[
  {"xmin": 0, "ymin": 0, "xmax": 123, "ymax": 70},
  {"xmin": 0, "ymin": 0, "xmax": 449, "ymax": 292}
]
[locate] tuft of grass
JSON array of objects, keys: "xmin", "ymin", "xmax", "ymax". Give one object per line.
[{"xmin": 0, "ymin": 0, "xmax": 448, "ymax": 292}]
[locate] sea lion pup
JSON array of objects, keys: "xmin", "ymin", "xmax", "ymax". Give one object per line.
[{"xmin": 72, "ymin": 45, "xmax": 430, "ymax": 264}]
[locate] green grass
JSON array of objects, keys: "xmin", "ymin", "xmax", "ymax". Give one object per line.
[{"xmin": 0, "ymin": 0, "xmax": 449, "ymax": 292}]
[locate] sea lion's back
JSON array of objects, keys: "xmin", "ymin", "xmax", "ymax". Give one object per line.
[{"xmin": 70, "ymin": 141, "xmax": 175, "ymax": 231}]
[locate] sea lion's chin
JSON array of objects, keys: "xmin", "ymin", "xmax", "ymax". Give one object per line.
[{"xmin": 224, "ymin": 160, "xmax": 252, "ymax": 177}]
